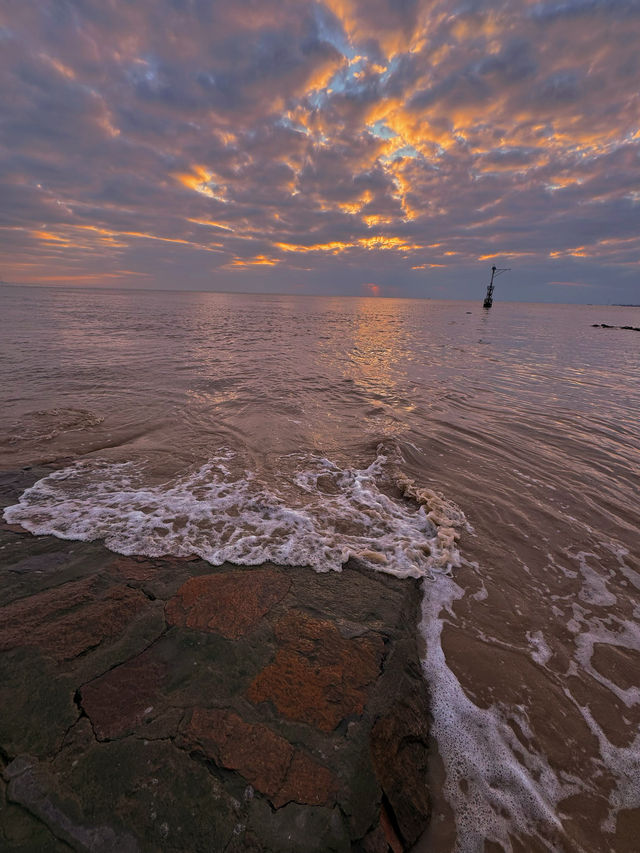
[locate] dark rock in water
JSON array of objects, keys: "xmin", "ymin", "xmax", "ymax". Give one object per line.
[
  {"xmin": 165, "ymin": 568, "xmax": 291, "ymax": 638},
  {"xmin": 0, "ymin": 466, "xmax": 57, "ymax": 508},
  {"xmin": 0, "ymin": 521, "xmax": 29, "ymax": 534},
  {"xmin": 0, "ymin": 510, "xmax": 431, "ymax": 852},
  {"xmin": 592, "ymin": 323, "xmax": 640, "ymax": 332}
]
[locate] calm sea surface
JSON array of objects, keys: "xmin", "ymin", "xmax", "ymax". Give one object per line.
[{"xmin": 2, "ymin": 285, "xmax": 639, "ymax": 851}]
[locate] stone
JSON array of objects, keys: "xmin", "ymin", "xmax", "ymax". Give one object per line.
[
  {"xmin": 361, "ymin": 823, "xmax": 393, "ymax": 853},
  {"xmin": 4, "ymin": 756, "xmax": 139, "ymax": 853},
  {"xmin": 165, "ymin": 568, "xmax": 290, "ymax": 639},
  {"xmin": 0, "ymin": 648, "xmax": 78, "ymax": 757},
  {"xmin": 0, "ymin": 788, "xmax": 68, "ymax": 852},
  {"xmin": 109, "ymin": 555, "xmax": 159, "ymax": 581},
  {"xmin": 247, "ymin": 609, "xmax": 384, "ymax": 731},
  {"xmin": 370, "ymin": 692, "xmax": 431, "ymax": 848},
  {"xmin": 379, "ymin": 802, "xmax": 404, "ymax": 853},
  {"xmin": 0, "ymin": 521, "xmax": 29, "ymax": 534},
  {"xmin": 181, "ymin": 707, "xmax": 337, "ymax": 809},
  {"xmin": 246, "ymin": 798, "xmax": 350, "ymax": 853},
  {"xmin": 0, "ymin": 578, "xmax": 149, "ymax": 662},
  {"xmin": 0, "ymin": 506, "xmax": 433, "ymax": 852},
  {"xmin": 80, "ymin": 648, "xmax": 168, "ymax": 740},
  {"xmin": 272, "ymin": 748, "xmax": 337, "ymax": 809},
  {"xmin": 288, "ymin": 560, "xmax": 409, "ymax": 630},
  {"xmin": 0, "ymin": 467, "xmax": 53, "ymax": 508},
  {"xmin": 1, "ymin": 550, "xmax": 73, "ymax": 575},
  {"xmin": 53, "ymin": 737, "xmax": 240, "ymax": 852},
  {"xmin": 183, "ymin": 707, "xmax": 292, "ymax": 798}
]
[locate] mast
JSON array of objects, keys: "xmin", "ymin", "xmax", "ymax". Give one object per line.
[{"xmin": 482, "ymin": 265, "xmax": 510, "ymax": 309}]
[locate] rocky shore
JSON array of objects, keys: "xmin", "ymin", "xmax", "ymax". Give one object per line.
[{"xmin": 0, "ymin": 467, "xmax": 431, "ymax": 852}]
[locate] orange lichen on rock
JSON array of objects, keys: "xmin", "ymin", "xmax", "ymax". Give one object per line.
[
  {"xmin": 182, "ymin": 707, "xmax": 337, "ymax": 808},
  {"xmin": 0, "ymin": 578, "xmax": 149, "ymax": 661},
  {"xmin": 165, "ymin": 568, "xmax": 291, "ymax": 639},
  {"xmin": 247, "ymin": 609, "xmax": 384, "ymax": 731}
]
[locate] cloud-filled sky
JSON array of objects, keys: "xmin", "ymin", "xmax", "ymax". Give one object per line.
[{"xmin": 1, "ymin": 0, "xmax": 639, "ymax": 302}]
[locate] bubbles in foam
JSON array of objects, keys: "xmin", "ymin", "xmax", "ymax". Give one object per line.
[
  {"xmin": 420, "ymin": 574, "xmax": 583, "ymax": 852},
  {"xmin": 577, "ymin": 704, "xmax": 640, "ymax": 833},
  {"xmin": 526, "ymin": 630, "xmax": 553, "ymax": 667},
  {"xmin": 2, "ymin": 449, "xmax": 467, "ymax": 578}
]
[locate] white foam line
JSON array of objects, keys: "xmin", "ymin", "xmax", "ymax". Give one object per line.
[
  {"xmin": 2, "ymin": 452, "xmax": 464, "ymax": 579},
  {"xmin": 2, "ymin": 451, "xmax": 604, "ymax": 850},
  {"xmin": 575, "ymin": 703, "xmax": 640, "ymax": 834},
  {"xmin": 419, "ymin": 573, "xmax": 583, "ymax": 852}
]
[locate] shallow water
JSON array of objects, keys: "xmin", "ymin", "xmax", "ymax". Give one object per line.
[{"xmin": 2, "ymin": 284, "xmax": 639, "ymax": 851}]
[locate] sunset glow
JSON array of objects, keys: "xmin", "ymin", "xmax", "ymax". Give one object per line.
[{"xmin": 1, "ymin": 0, "xmax": 638, "ymax": 301}]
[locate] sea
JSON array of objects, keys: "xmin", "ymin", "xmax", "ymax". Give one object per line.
[{"xmin": 1, "ymin": 284, "xmax": 639, "ymax": 852}]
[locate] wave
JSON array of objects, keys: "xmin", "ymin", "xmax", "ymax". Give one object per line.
[
  {"xmin": 3, "ymin": 447, "xmax": 467, "ymax": 579},
  {"xmin": 5, "ymin": 407, "xmax": 104, "ymax": 445}
]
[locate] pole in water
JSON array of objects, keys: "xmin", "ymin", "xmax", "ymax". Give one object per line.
[{"xmin": 482, "ymin": 265, "xmax": 510, "ymax": 309}]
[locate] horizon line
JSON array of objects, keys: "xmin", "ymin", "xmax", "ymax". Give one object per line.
[{"xmin": 0, "ymin": 280, "xmax": 632, "ymax": 308}]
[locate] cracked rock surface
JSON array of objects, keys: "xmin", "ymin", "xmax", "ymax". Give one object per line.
[{"xmin": 0, "ymin": 467, "xmax": 431, "ymax": 852}]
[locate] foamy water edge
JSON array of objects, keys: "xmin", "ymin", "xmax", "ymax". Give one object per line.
[{"xmin": 4, "ymin": 451, "xmax": 636, "ymax": 851}]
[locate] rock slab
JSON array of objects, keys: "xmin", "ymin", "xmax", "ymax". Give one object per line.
[
  {"xmin": 248, "ymin": 609, "xmax": 385, "ymax": 731},
  {"xmin": 182, "ymin": 707, "xmax": 338, "ymax": 808},
  {"xmin": 0, "ymin": 484, "xmax": 431, "ymax": 853},
  {"xmin": 165, "ymin": 568, "xmax": 291, "ymax": 638}
]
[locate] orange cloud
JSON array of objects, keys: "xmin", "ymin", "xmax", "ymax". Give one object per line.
[
  {"xmin": 226, "ymin": 255, "xmax": 280, "ymax": 268},
  {"xmin": 276, "ymin": 235, "xmax": 422, "ymax": 254},
  {"xmin": 173, "ymin": 165, "xmax": 225, "ymax": 200},
  {"xmin": 188, "ymin": 218, "xmax": 234, "ymax": 232}
]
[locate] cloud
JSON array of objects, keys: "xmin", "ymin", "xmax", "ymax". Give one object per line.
[
  {"xmin": 0, "ymin": 0, "xmax": 638, "ymax": 302},
  {"xmin": 547, "ymin": 280, "xmax": 593, "ymax": 287}
]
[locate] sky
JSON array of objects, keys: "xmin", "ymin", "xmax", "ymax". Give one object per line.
[{"xmin": 1, "ymin": 0, "xmax": 639, "ymax": 303}]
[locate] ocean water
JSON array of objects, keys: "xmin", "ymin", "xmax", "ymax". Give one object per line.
[{"xmin": 2, "ymin": 284, "xmax": 639, "ymax": 851}]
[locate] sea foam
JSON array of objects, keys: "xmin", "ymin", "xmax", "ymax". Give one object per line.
[
  {"xmin": 6, "ymin": 449, "xmax": 624, "ymax": 851},
  {"xmin": 3, "ymin": 450, "xmax": 466, "ymax": 578}
]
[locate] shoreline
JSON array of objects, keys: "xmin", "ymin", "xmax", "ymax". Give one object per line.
[{"xmin": 0, "ymin": 466, "xmax": 433, "ymax": 852}]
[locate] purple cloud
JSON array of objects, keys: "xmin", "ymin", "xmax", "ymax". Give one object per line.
[{"xmin": 0, "ymin": 0, "xmax": 638, "ymax": 302}]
